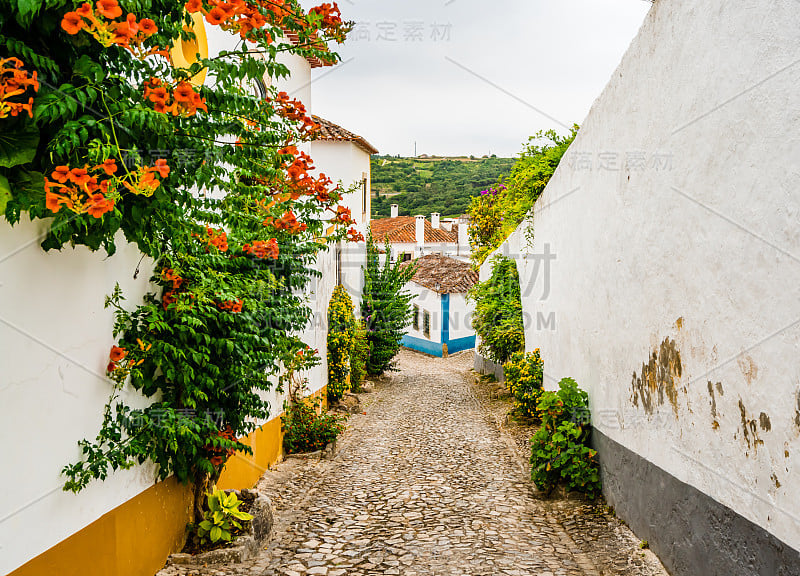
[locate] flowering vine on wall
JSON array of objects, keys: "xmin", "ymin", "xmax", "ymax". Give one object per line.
[{"xmin": 0, "ymin": 0, "xmax": 358, "ymax": 517}]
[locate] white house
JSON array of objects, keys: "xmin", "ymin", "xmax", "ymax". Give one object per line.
[
  {"xmin": 311, "ymin": 115, "xmax": 378, "ymax": 310},
  {"xmin": 301, "ymin": 116, "xmax": 377, "ymax": 379},
  {"xmin": 401, "ymin": 254, "xmax": 478, "ymax": 357},
  {"xmin": 0, "ymin": 17, "xmax": 375, "ymax": 576},
  {"xmin": 371, "ymin": 205, "xmax": 470, "ymax": 262}
]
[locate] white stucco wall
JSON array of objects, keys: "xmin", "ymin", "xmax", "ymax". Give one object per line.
[
  {"xmin": 486, "ymin": 0, "xmax": 800, "ymax": 552},
  {"xmin": 406, "ymin": 283, "xmax": 442, "ymax": 344},
  {"xmin": 448, "ymin": 293, "xmax": 474, "ymax": 341},
  {"xmin": 385, "ymin": 240, "xmax": 468, "ymax": 263},
  {"xmin": 275, "ymin": 51, "xmax": 312, "ymax": 107},
  {"xmin": 0, "ymin": 25, "xmax": 364, "ymax": 573},
  {"xmin": 0, "ymin": 218, "xmax": 161, "ymax": 573},
  {"xmin": 310, "ymin": 140, "xmax": 372, "ymax": 315},
  {"xmin": 310, "ymin": 140, "xmax": 370, "ymax": 233},
  {"xmin": 299, "ymin": 245, "xmax": 337, "ymax": 397},
  {"xmin": 386, "ymin": 241, "xmax": 416, "ymax": 262}
]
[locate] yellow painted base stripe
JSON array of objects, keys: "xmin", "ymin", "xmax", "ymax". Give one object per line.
[{"xmin": 9, "ymin": 477, "xmax": 193, "ymax": 576}]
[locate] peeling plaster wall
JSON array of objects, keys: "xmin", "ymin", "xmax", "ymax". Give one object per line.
[{"xmin": 485, "ymin": 0, "xmax": 800, "ymax": 564}]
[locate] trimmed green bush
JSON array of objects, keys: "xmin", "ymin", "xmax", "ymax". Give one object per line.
[
  {"xmin": 349, "ymin": 320, "xmax": 369, "ymax": 392},
  {"xmin": 504, "ymin": 349, "xmax": 544, "ymax": 419},
  {"xmin": 327, "ymin": 285, "xmax": 356, "ymax": 403},
  {"xmin": 530, "ymin": 378, "xmax": 601, "ymax": 498},
  {"xmin": 361, "ymin": 233, "xmax": 417, "ymax": 375}
]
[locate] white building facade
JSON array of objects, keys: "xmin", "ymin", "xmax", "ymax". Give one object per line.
[
  {"xmin": 1, "ymin": 18, "xmax": 375, "ymax": 576},
  {"xmin": 475, "ymin": 1, "xmax": 800, "ymax": 574},
  {"xmin": 371, "ymin": 205, "xmax": 470, "ymax": 263}
]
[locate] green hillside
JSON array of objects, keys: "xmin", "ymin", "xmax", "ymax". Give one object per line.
[{"xmin": 371, "ymin": 155, "xmax": 515, "ymax": 218}]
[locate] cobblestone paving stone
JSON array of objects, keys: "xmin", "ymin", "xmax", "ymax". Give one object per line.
[{"xmin": 159, "ymin": 350, "xmax": 667, "ymax": 576}]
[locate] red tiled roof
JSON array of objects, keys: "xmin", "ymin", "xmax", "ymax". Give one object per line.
[
  {"xmin": 284, "ymin": 31, "xmax": 332, "ymax": 69},
  {"xmin": 370, "ymin": 217, "xmax": 457, "ymax": 244},
  {"xmin": 312, "ymin": 116, "xmax": 379, "ymax": 155},
  {"xmin": 403, "ymin": 254, "xmax": 479, "ymax": 294}
]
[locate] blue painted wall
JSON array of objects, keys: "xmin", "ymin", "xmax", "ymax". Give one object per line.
[
  {"xmin": 447, "ymin": 335, "xmax": 476, "ymax": 354},
  {"xmin": 401, "ymin": 334, "xmax": 445, "ymax": 357},
  {"xmin": 401, "ymin": 292, "xmax": 475, "ymax": 357},
  {"xmin": 441, "ymin": 294, "xmax": 450, "ymax": 345}
]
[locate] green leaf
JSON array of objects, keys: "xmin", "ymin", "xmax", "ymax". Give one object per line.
[
  {"xmin": 198, "ymin": 520, "xmax": 213, "ymax": 531},
  {"xmin": 208, "ymin": 494, "xmax": 221, "ymax": 511},
  {"xmin": 16, "ymin": 0, "xmax": 43, "ymax": 21},
  {"xmin": 223, "ymin": 492, "xmax": 237, "ymax": 508},
  {"xmin": 0, "ymin": 124, "xmax": 39, "ymax": 168},
  {"xmin": 209, "ymin": 526, "xmax": 222, "ymax": 542},
  {"xmin": 0, "ymin": 174, "xmax": 10, "ymax": 216}
]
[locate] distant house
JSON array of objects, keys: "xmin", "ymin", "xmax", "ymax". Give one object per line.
[
  {"xmin": 370, "ymin": 204, "xmax": 470, "ymax": 262},
  {"xmin": 401, "ymin": 254, "xmax": 478, "ymax": 357}
]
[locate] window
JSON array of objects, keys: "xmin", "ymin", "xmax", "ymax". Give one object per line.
[
  {"xmin": 423, "ymin": 311, "xmax": 431, "ymax": 338},
  {"xmin": 401, "ymin": 252, "xmax": 412, "ymax": 262},
  {"xmin": 413, "ymin": 305, "xmax": 420, "ymax": 331},
  {"xmin": 362, "ymin": 173, "xmax": 368, "ymax": 221},
  {"xmin": 335, "ymin": 244, "xmax": 342, "ymax": 286}
]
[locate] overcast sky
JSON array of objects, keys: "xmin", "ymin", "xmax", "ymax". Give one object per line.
[{"xmin": 299, "ymin": 0, "xmax": 652, "ymax": 157}]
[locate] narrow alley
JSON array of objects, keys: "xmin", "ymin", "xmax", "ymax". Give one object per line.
[{"xmin": 160, "ymin": 350, "xmax": 667, "ymax": 576}]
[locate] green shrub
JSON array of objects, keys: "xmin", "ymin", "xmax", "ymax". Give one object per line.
[
  {"xmin": 194, "ymin": 489, "xmax": 253, "ymax": 545},
  {"xmin": 361, "ymin": 233, "xmax": 417, "ymax": 375},
  {"xmin": 504, "ymin": 349, "xmax": 544, "ymax": 418},
  {"xmin": 468, "ymin": 126, "xmax": 578, "ymax": 266},
  {"xmin": 282, "ymin": 398, "xmax": 345, "ymax": 455},
  {"xmin": 349, "ymin": 320, "xmax": 370, "ymax": 392},
  {"xmin": 327, "ymin": 285, "xmax": 356, "ymax": 403},
  {"xmin": 530, "ymin": 378, "xmax": 601, "ymax": 498},
  {"xmin": 468, "ymin": 255, "xmax": 525, "ymax": 364}
]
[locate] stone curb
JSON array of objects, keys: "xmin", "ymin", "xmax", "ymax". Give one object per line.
[{"xmin": 166, "ymin": 491, "xmax": 274, "ymax": 566}]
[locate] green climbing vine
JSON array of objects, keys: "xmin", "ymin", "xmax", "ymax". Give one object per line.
[{"xmin": 0, "ymin": 0, "xmax": 359, "ymax": 513}]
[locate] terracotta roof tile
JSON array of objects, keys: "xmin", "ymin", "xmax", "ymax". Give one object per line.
[
  {"xmin": 370, "ymin": 217, "xmax": 457, "ymax": 244},
  {"xmin": 284, "ymin": 31, "xmax": 332, "ymax": 69},
  {"xmin": 403, "ymin": 254, "xmax": 478, "ymax": 294},
  {"xmin": 312, "ymin": 116, "xmax": 379, "ymax": 155}
]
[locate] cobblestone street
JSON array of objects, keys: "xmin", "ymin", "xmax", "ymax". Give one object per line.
[{"xmin": 161, "ymin": 350, "xmax": 667, "ymax": 576}]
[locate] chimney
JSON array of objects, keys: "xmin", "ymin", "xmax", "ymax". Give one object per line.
[
  {"xmin": 431, "ymin": 212, "xmax": 440, "ymax": 229},
  {"xmin": 415, "ymin": 215, "xmax": 425, "ymax": 245},
  {"xmin": 390, "ymin": 204, "xmax": 399, "ymax": 218},
  {"xmin": 458, "ymin": 217, "xmax": 468, "ymax": 247}
]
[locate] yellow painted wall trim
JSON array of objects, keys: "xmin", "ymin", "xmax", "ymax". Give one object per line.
[
  {"xmin": 9, "ymin": 478, "xmax": 193, "ymax": 576},
  {"xmin": 217, "ymin": 386, "xmax": 328, "ymax": 489},
  {"xmin": 217, "ymin": 416, "xmax": 284, "ymax": 490},
  {"xmin": 169, "ymin": 13, "xmax": 208, "ymax": 86}
]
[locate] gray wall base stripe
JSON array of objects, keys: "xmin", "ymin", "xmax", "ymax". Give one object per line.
[{"xmin": 593, "ymin": 429, "xmax": 800, "ymax": 576}]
